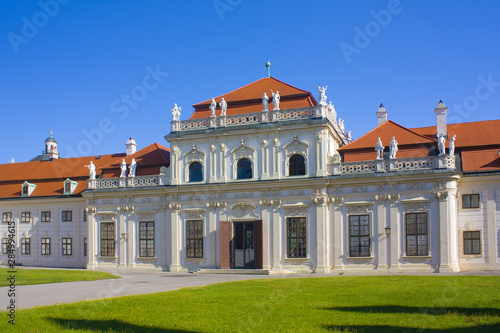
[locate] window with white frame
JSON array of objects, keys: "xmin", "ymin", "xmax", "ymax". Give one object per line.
[
  {"xmin": 188, "ymin": 162, "xmax": 203, "ymax": 182},
  {"xmin": 349, "ymin": 215, "xmax": 371, "ymax": 257},
  {"xmin": 41, "ymin": 211, "xmax": 51, "ymax": 222},
  {"xmin": 237, "ymin": 158, "xmax": 252, "ymax": 179},
  {"xmin": 186, "ymin": 220, "xmax": 203, "ymax": 258},
  {"xmin": 288, "ymin": 154, "xmax": 306, "ymax": 176},
  {"xmin": 21, "ymin": 238, "xmax": 30, "ymax": 255},
  {"xmin": 62, "ymin": 238, "xmax": 72, "ymax": 255},
  {"xmin": 41, "ymin": 238, "xmax": 51, "ymax": 255},
  {"xmin": 21, "ymin": 212, "xmax": 31, "ymax": 223},
  {"xmin": 462, "ymin": 194, "xmax": 480, "ymax": 209},
  {"xmin": 139, "ymin": 221, "xmax": 155, "ymax": 257},
  {"xmin": 406, "ymin": 212, "xmax": 428, "ymax": 256},
  {"xmin": 2, "ymin": 212, "xmax": 12, "ymax": 224},
  {"xmin": 100, "ymin": 222, "xmax": 115, "ymax": 257},
  {"xmin": 287, "ymin": 217, "xmax": 307, "ymax": 258},
  {"xmin": 463, "ymin": 231, "xmax": 481, "ymax": 255}
]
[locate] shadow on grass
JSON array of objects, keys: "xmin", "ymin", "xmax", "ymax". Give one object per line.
[
  {"xmin": 323, "ymin": 305, "xmax": 500, "ymax": 317},
  {"xmin": 48, "ymin": 318, "xmax": 197, "ymax": 332},
  {"xmin": 323, "ymin": 323, "xmax": 500, "ymax": 332}
]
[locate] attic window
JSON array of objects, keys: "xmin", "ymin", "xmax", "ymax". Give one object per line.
[
  {"xmin": 64, "ymin": 179, "xmax": 78, "ymax": 195},
  {"xmin": 21, "ymin": 181, "xmax": 36, "ymax": 197}
]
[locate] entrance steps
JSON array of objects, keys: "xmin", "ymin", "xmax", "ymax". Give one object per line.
[{"xmin": 189, "ymin": 268, "xmax": 270, "ymax": 275}]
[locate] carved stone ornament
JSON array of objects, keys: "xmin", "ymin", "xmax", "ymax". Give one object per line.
[
  {"xmin": 117, "ymin": 206, "xmax": 135, "ymax": 213},
  {"xmin": 282, "ymin": 203, "xmax": 310, "ymax": 216},
  {"xmin": 184, "ymin": 145, "xmax": 205, "ymax": 164},
  {"xmin": 311, "ymin": 197, "xmax": 326, "ymax": 205},
  {"xmin": 288, "ymin": 189, "xmax": 305, "ymax": 196},
  {"xmin": 344, "ymin": 201, "xmax": 373, "ymax": 214},
  {"xmin": 229, "ymin": 203, "xmax": 260, "ymax": 220},
  {"xmin": 259, "ymin": 200, "xmax": 281, "ymax": 207},
  {"xmin": 182, "ymin": 208, "xmax": 206, "ymax": 220},
  {"xmin": 168, "ymin": 203, "xmax": 181, "ymax": 211},
  {"xmin": 283, "ymin": 136, "xmax": 308, "ymax": 157},
  {"xmin": 96, "ymin": 211, "xmax": 117, "ymax": 221},
  {"xmin": 205, "ymin": 202, "xmax": 227, "ymax": 209},
  {"xmin": 231, "ymin": 140, "xmax": 255, "ymax": 160},
  {"xmin": 401, "ymin": 197, "xmax": 432, "ymax": 211},
  {"xmin": 328, "ymin": 196, "xmax": 344, "ymax": 205},
  {"xmin": 434, "ymin": 191, "xmax": 449, "ymax": 200}
]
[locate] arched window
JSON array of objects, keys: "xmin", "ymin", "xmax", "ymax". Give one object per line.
[
  {"xmin": 189, "ymin": 162, "xmax": 203, "ymax": 182},
  {"xmin": 289, "ymin": 154, "xmax": 305, "ymax": 176},
  {"xmin": 237, "ymin": 158, "xmax": 252, "ymax": 179}
]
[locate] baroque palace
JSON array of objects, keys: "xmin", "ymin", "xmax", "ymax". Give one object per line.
[{"xmin": 1, "ymin": 76, "xmax": 499, "ymax": 273}]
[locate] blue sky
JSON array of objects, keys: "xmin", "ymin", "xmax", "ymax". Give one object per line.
[{"xmin": 1, "ymin": 0, "xmax": 499, "ymax": 163}]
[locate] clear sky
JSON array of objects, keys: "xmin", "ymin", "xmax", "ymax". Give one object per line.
[{"xmin": 1, "ymin": 0, "xmax": 499, "ymax": 163}]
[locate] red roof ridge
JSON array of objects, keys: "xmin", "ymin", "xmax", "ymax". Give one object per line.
[{"xmin": 411, "ymin": 118, "xmax": 500, "ymax": 131}]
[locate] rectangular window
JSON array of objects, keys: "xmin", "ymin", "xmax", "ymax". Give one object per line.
[
  {"xmin": 287, "ymin": 217, "xmax": 307, "ymax": 258},
  {"xmin": 21, "ymin": 238, "xmax": 30, "ymax": 255},
  {"xmin": 62, "ymin": 210, "xmax": 72, "ymax": 222},
  {"xmin": 84, "ymin": 238, "xmax": 88, "ymax": 256},
  {"xmin": 349, "ymin": 215, "xmax": 371, "ymax": 257},
  {"xmin": 62, "ymin": 238, "xmax": 72, "ymax": 256},
  {"xmin": 100, "ymin": 222, "xmax": 115, "ymax": 257},
  {"xmin": 64, "ymin": 182, "xmax": 71, "ymax": 193},
  {"xmin": 139, "ymin": 221, "xmax": 155, "ymax": 257},
  {"xmin": 41, "ymin": 211, "xmax": 51, "ymax": 222},
  {"xmin": 83, "ymin": 210, "xmax": 87, "ymax": 222},
  {"xmin": 186, "ymin": 220, "xmax": 203, "ymax": 258},
  {"xmin": 22, "ymin": 185, "xmax": 29, "ymax": 196},
  {"xmin": 41, "ymin": 238, "xmax": 51, "ymax": 255},
  {"xmin": 2, "ymin": 238, "xmax": 8, "ymax": 254},
  {"xmin": 406, "ymin": 212, "xmax": 428, "ymax": 256},
  {"xmin": 464, "ymin": 231, "xmax": 481, "ymax": 255},
  {"xmin": 462, "ymin": 194, "xmax": 480, "ymax": 209},
  {"xmin": 2, "ymin": 212, "xmax": 12, "ymax": 223},
  {"xmin": 21, "ymin": 212, "xmax": 31, "ymax": 223}
]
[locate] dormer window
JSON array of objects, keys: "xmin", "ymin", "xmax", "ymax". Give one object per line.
[
  {"xmin": 63, "ymin": 178, "xmax": 78, "ymax": 195},
  {"xmin": 21, "ymin": 181, "xmax": 36, "ymax": 197}
]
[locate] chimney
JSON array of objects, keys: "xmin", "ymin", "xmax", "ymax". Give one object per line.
[
  {"xmin": 126, "ymin": 137, "xmax": 137, "ymax": 156},
  {"xmin": 376, "ymin": 103, "xmax": 388, "ymax": 126},
  {"xmin": 434, "ymin": 100, "xmax": 448, "ymax": 138}
]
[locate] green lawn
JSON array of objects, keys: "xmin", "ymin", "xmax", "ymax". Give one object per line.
[
  {"xmin": 0, "ymin": 267, "xmax": 119, "ymax": 287},
  {"xmin": 2, "ymin": 276, "xmax": 499, "ymax": 332}
]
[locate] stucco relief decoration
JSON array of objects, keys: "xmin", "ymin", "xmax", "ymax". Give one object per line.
[
  {"xmin": 229, "ymin": 203, "xmax": 260, "ymax": 220},
  {"xmin": 96, "ymin": 211, "xmax": 117, "ymax": 221},
  {"xmin": 205, "ymin": 202, "xmax": 227, "ymax": 209},
  {"xmin": 283, "ymin": 203, "xmax": 310, "ymax": 216},
  {"xmin": 328, "ymin": 196, "xmax": 344, "ymax": 205},
  {"xmin": 344, "ymin": 202, "xmax": 373, "ymax": 214},
  {"xmin": 182, "ymin": 209, "xmax": 206, "ymax": 220},
  {"xmin": 259, "ymin": 199, "xmax": 281, "ymax": 207},
  {"xmin": 434, "ymin": 191, "xmax": 449, "ymax": 200},
  {"xmin": 232, "ymin": 140, "xmax": 255, "ymax": 160},
  {"xmin": 168, "ymin": 203, "xmax": 181, "ymax": 211},
  {"xmin": 184, "ymin": 145, "xmax": 205, "ymax": 164}
]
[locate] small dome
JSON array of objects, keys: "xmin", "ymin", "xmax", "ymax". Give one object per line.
[{"xmin": 45, "ymin": 136, "xmax": 58, "ymax": 144}]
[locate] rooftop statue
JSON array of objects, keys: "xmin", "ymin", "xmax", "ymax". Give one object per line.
[
  {"xmin": 449, "ymin": 135, "xmax": 456, "ymax": 156},
  {"xmin": 120, "ymin": 159, "xmax": 127, "ymax": 178},
  {"xmin": 338, "ymin": 118, "xmax": 345, "ymax": 133},
  {"xmin": 271, "ymin": 90, "xmax": 280, "ymax": 110},
  {"xmin": 128, "ymin": 158, "xmax": 137, "ymax": 177},
  {"xmin": 346, "ymin": 131, "xmax": 352, "ymax": 142},
  {"xmin": 171, "ymin": 104, "xmax": 181, "ymax": 121},
  {"xmin": 219, "ymin": 98, "xmax": 227, "ymax": 116},
  {"xmin": 262, "ymin": 92, "xmax": 269, "ymax": 111},
  {"xmin": 389, "ymin": 136, "xmax": 398, "ymax": 159},
  {"xmin": 210, "ymin": 98, "xmax": 217, "ymax": 117},
  {"xmin": 318, "ymin": 86, "xmax": 328, "ymax": 105},
  {"xmin": 327, "ymin": 101, "xmax": 337, "ymax": 121},
  {"xmin": 375, "ymin": 137, "xmax": 384, "ymax": 160},
  {"xmin": 85, "ymin": 161, "xmax": 96, "ymax": 179},
  {"xmin": 438, "ymin": 134, "xmax": 446, "ymax": 155}
]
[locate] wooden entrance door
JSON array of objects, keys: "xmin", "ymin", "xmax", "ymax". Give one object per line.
[{"xmin": 219, "ymin": 220, "xmax": 262, "ymax": 269}]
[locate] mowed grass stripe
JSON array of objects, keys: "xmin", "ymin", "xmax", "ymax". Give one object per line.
[{"xmin": 1, "ymin": 276, "xmax": 499, "ymax": 332}]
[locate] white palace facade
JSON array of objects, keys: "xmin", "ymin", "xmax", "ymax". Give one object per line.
[{"xmin": 1, "ymin": 76, "xmax": 499, "ymax": 273}]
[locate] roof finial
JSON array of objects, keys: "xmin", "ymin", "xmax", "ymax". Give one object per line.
[
  {"xmin": 50, "ymin": 128, "xmax": 53, "ymax": 137},
  {"xmin": 265, "ymin": 59, "xmax": 271, "ymax": 78}
]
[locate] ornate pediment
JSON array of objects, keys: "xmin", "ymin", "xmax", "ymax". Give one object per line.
[
  {"xmin": 182, "ymin": 208, "xmax": 206, "ymax": 220},
  {"xmin": 184, "ymin": 145, "xmax": 205, "ymax": 163},
  {"xmin": 229, "ymin": 202, "xmax": 260, "ymax": 220},
  {"xmin": 231, "ymin": 140, "xmax": 255, "ymax": 160},
  {"xmin": 283, "ymin": 136, "xmax": 308, "ymax": 157}
]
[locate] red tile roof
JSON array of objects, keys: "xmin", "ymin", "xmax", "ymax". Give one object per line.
[
  {"xmin": 189, "ymin": 77, "xmax": 317, "ymax": 119},
  {"xmin": 0, "ymin": 143, "xmax": 170, "ymax": 199}
]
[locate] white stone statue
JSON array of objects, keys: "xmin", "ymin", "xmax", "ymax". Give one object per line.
[
  {"xmin": 438, "ymin": 134, "xmax": 446, "ymax": 155},
  {"xmin": 338, "ymin": 118, "xmax": 345, "ymax": 133},
  {"xmin": 128, "ymin": 158, "xmax": 137, "ymax": 177},
  {"xmin": 171, "ymin": 104, "xmax": 181, "ymax": 121},
  {"xmin": 318, "ymin": 86, "xmax": 328, "ymax": 105},
  {"xmin": 389, "ymin": 136, "xmax": 398, "ymax": 159},
  {"xmin": 262, "ymin": 92, "xmax": 269, "ymax": 111},
  {"xmin": 219, "ymin": 98, "xmax": 227, "ymax": 116},
  {"xmin": 327, "ymin": 101, "xmax": 337, "ymax": 121},
  {"xmin": 120, "ymin": 159, "xmax": 127, "ymax": 177},
  {"xmin": 210, "ymin": 98, "xmax": 216, "ymax": 117},
  {"xmin": 271, "ymin": 90, "xmax": 280, "ymax": 110},
  {"xmin": 448, "ymin": 135, "xmax": 456, "ymax": 156},
  {"xmin": 375, "ymin": 137, "xmax": 384, "ymax": 160},
  {"xmin": 346, "ymin": 131, "xmax": 352, "ymax": 142},
  {"xmin": 85, "ymin": 161, "xmax": 96, "ymax": 179}
]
